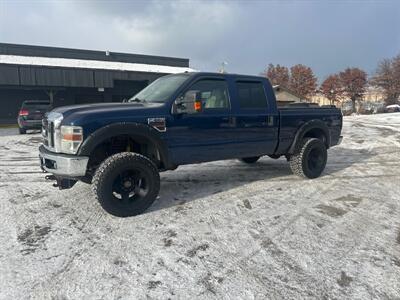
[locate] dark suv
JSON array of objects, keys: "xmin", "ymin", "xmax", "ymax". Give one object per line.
[{"xmin": 17, "ymin": 100, "xmax": 51, "ymax": 134}]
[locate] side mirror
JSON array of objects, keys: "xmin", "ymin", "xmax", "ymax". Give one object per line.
[{"xmin": 172, "ymin": 90, "xmax": 202, "ymax": 114}]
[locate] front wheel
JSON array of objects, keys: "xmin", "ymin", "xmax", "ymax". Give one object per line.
[
  {"xmin": 19, "ymin": 127, "xmax": 26, "ymax": 134},
  {"xmin": 92, "ymin": 152, "xmax": 160, "ymax": 217},
  {"xmin": 289, "ymin": 138, "xmax": 327, "ymax": 179}
]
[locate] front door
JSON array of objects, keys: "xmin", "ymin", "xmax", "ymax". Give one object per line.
[{"xmin": 167, "ymin": 77, "xmax": 237, "ymax": 165}]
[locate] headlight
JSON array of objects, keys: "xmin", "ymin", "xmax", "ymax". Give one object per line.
[{"xmin": 60, "ymin": 125, "xmax": 83, "ymax": 154}]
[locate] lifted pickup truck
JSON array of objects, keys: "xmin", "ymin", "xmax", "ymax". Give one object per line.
[{"xmin": 39, "ymin": 72, "xmax": 342, "ymax": 217}]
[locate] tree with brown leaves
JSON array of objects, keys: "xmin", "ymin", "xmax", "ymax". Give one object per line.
[
  {"xmin": 339, "ymin": 68, "xmax": 367, "ymax": 112},
  {"xmin": 320, "ymin": 74, "xmax": 343, "ymax": 106},
  {"xmin": 370, "ymin": 54, "xmax": 400, "ymax": 105},
  {"xmin": 289, "ymin": 64, "xmax": 317, "ymax": 100},
  {"xmin": 263, "ymin": 64, "xmax": 290, "ymax": 87}
]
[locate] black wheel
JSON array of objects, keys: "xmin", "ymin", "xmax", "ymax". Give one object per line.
[
  {"xmin": 19, "ymin": 127, "xmax": 26, "ymax": 134},
  {"xmin": 239, "ymin": 156, "xmax": 260, "ymax": 164},
  {"xmin": 289, "ymin": 138, "xmax": 327, "ymax": 179},
  {"xmin": 268, "ymin": 154, "xmax": 281, "ymax": 159},
  {"xmin": 92, "ymin": 152, "xmax": 160, "ymax": 217}
]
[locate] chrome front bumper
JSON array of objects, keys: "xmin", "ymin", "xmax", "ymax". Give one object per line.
[{"xmin": 39, "ymin": 145, "xmax": 89, "ymax": 177}]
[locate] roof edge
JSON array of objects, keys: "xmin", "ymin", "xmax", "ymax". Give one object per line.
[{"xmin": 0, "ymin": 43, "xmax": 189, "ymax": 67}]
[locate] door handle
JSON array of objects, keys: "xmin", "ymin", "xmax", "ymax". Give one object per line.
[{"xmin": 267, "ymin": 116, "xmax": 274, "ymax": 126}]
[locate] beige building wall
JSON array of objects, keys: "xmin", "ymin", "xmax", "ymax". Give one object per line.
[
  {"xmin": 363, "ymin": 87, "xmax": 385, "ymax": 103},
  {"xmin": 275, "ymin": 90, "xmax": 301, "ymax": 102},
  {"xmin": 311, "ymin": 94, "xmax": 332, "ymax": 106},
  {"xmin": 311, "ymin": 87, "xmax": 386, "ymax": 107}
]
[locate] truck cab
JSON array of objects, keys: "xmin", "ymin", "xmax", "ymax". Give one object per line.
[{"xmin": 39, "ymin": 72, "xmax": 342, "ymax": 217}]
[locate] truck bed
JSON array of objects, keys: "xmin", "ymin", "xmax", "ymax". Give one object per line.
[{"xmin": 275, "ymin": 106, "xmax": 342, "ymax": 155}]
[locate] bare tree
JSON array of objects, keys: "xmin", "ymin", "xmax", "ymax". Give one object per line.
[
  {"xmin": 339, "ymin": 68, "xmax": 367, "ymax": 113},
  {"xmin": 289, "ymin": 64, "xmax": 317, "ymax": 100},
  {"xmin": 262, "ymin": 64, "xmax": 290, "ymax": 87},
  {"xmin": 320, "ymin": 74, "xmax": 343, "ymax": 106},
  {"xmin": 370, "ymin": 54, "xmax": 400, "ymax": 105}
]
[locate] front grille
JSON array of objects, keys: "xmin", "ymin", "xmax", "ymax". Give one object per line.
[
  {"xmin": 49, "ymin": 121, "xmax": 54, "ymax": 147},
  {"xmin": 42, "ymin": 117, "xmax": 54, "ymax": 148}
]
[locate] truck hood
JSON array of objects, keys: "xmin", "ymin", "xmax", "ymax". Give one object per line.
[{"xmin": 54, "ymin": 102, "xmax": 167, "ymax": 127}]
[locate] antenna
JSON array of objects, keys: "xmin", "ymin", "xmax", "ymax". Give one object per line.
[{"xmin": 219, "ymin": 61, "xmax": 228, "ymax": 73}]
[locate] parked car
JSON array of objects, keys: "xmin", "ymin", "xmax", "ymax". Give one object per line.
[
  {"xmin": 39, "ymin": 72, "xmax": 343, "ymax": 217},
  {"xmin": 385, "ymin": 104, "xmax": 400, "ymax": 113},
  {"xmin": 17, "ymin": 100, "xmax": 51, "ymax": 134}
]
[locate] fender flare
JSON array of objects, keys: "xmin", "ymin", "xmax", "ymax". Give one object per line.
[
  {"xmin": 288, "ymin": 119, "xmax": 331, "ymax": 154},
  {"xmin": 77, "ymin": 122, "xmax": 171, "ymax": 168}
]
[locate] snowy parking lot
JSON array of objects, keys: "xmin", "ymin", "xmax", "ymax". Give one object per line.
[{"xmin": 0, "ymin": 113, "xmax": 399, "ymax": 299}]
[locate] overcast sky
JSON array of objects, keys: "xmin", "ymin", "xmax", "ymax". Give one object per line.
[{"xmin": 0, "ymin": 0, "xmax": 399, "ymax": 81}]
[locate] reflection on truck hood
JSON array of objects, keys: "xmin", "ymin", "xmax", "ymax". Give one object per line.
[{"xmin": 53, "ymin": 102, "xmax": 166, "ymax": 126}]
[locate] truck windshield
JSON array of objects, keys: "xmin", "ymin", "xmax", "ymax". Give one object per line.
[{"xmin": 129, "ymin": 74, "xmax": 189, "ymax": 103}]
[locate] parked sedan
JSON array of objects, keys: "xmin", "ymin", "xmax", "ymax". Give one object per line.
[
  {"xmin": 385, "ymin": 104, "xmax": 400, "ymax": 113},
  {"xmin": 17, "ymin": 100, "xmax": 51, "ymax": 134}
]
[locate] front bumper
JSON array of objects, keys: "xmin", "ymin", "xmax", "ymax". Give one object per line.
[{"xmin": 39, "ymin": 145, "xmax": 89, "ymax": 177}]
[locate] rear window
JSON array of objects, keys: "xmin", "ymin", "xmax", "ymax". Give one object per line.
[
  {"xmin": 236, "ymin": 81, "xmax": 268, "ymax": 109},
  {"xmin": 23, "ymin": 101, "xmax": 50, "ymax": 107}
]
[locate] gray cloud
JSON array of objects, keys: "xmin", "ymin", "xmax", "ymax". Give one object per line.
[{"xmin": 0, "ymin": 0, "xmax": 399, "ymax": 80}]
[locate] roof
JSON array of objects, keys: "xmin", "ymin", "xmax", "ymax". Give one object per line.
[
  {"xmin": 0, "ymin": 43, "xmax": 195, "ymax": 88},
  {"xmin": 273, "ymin": 85, "xmax": 303, "ymax": 100},
  {"xmin": 0, "ymin": 43, "xmax": 189, "ymax": 67},
  {"xmin": 0, "ymin": 54, "xmax": 194, "ymax": 74}
]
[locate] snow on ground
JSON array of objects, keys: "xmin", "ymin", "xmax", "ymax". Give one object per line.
[{"xmin": 0, "ymin": 114, "xmax": 399, "ymax": 299}]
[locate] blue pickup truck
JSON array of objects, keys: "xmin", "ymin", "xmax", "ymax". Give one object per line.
[{"xmin": 39, "ymin": 72, "xmax": 342, "ymax": 217}]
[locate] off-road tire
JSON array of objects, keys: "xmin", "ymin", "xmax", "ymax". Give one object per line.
[
  {"xmin": 289, "ymin": 138, "xmax": 327, "ymax": 179},
  {"xmin": 92, "ymin": 152, "xmax": 160, "ymax": 217},
  {"xmin": 19, "ymin": 128, "xmax": 26, "ymax": 134},
  {"xmin": 239, "ymin": 156, "xmax": 260, "ymax": 164}
]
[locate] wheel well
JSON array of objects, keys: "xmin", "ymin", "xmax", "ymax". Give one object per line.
[
  {"xmin": 303, "ymin": 128, "xmax": 328, "ymax": 147},
  {"xmin": 86, "ymin": 135, "xmax": 164, "ymax": 176}
]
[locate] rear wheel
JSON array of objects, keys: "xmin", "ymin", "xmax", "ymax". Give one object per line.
[
  {"xmin": 239, "ymin": 156, "xmax": 260, "ymax": 164},
  {"xmin": 289, "ymin": 138, "xmax": 327, "ymax": 179},
  {"xmin": 92, "ymin": 152, "xmax": 160, "ymax": 217},
  {"xmin": 19, "ymin": 128, "xmax": 26, "ymax": 134}
]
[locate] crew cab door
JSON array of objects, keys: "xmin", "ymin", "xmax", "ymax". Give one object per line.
[
  {"xmin": 232, "ymin": 80, "xmax": 278, "ymax": 156},
  {"xmin": 167, "ymin": 77, "xmax": 237, "ymax": 164}
]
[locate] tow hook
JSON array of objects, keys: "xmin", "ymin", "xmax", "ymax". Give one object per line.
[
  {"xmin": 45, "ymin": 175, "xmax": 77, "ymax": 190},
  {"xmin": 45, "ymin": 175, "xmax": 56, "ymax": 181}
]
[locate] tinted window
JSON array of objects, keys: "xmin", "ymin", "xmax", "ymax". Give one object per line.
[
  {"xmin": 188, "ymin": 79, "xmax": 230, "ymax": 109},
  {"xmin": 23, "ymin": 101, "xmax": 50, "ymax": 106},
  {"xmin": 22, "ymin": 101, "xmax": 51, "ymax": 109},
  {"xmin": 236, "ymin": 81, "xmax": 267, "ymax": 109}
]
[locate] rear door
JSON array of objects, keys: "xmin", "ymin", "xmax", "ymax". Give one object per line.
[{"xmin": 232, "ymin": 80, "xmax": 278, "ymax": 156}]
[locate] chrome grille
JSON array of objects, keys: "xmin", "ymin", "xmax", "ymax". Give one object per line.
[
  {"xmin": 42, "ymin": 117, "xmax": 54, "ymax": 148},
  {"xmin": 41, "ymin": 112, "xmax": 63, "ymax": 153}
]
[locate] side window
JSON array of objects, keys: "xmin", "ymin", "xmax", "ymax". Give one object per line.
[
  {"xmin": 236, "ymin": 81, "xmax": 268, "ymax": 109},
  {"xmin": 188, "ymin": 79, "xmax": 230, "ymax": 109}
]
